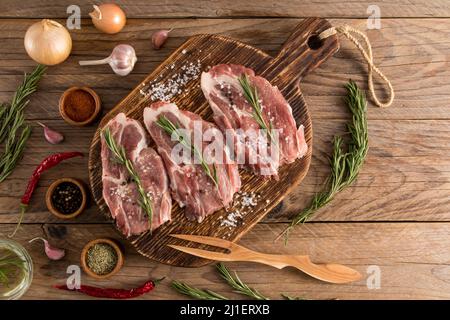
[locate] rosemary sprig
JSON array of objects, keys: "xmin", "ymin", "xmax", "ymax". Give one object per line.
[
  {"xmin": 102, "ymin": 128, "xmax": 153, "ymax": 230},
  {"xmin": 281, "ymin": 293, "xmax": 307, "ymax": 300},
  {"xmin": 0, "ymin": 65, "xmax": 46, "ymax": 183},
  {"xmin": 171, "ymin": 280, "xmax": 229, "ymax": 300},
  {"xmin": 216, "ymin": 263, "xmax": 268, "ymax": 300},
  {"xmin": 238, "ymin": 74, "xmax": 275, "ymax": 144},
  {"xmin": 156, "ymin": 115, "xmax": 218, "ymax": 186},
  {"xmin": 279, "ymin": 80, "xmax": 369, "ymax": 242},
  {"xmin": 171, "ymin": 264, "xmax": 267, "ymax": 300},
  {"xmin": 172, "ymin": 264, "xmax": 314, "ymax": 300}
]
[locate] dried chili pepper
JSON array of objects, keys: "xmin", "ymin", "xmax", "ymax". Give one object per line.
[
  {"xmin": 54, "ymin": 279, "xmax": 163, "ymax": 299},
  {"xmin": 9, "ymin": 151, "xmax": 83, "ymax": 238}
]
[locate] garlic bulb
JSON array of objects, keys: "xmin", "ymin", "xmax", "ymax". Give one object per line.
[
  {"xmin": 79, "ymin": 44, "xmax": 137, "ymax": 76},
  {"xmin": 24, "ymin": 19, "xmax": 72, "ymax": 65}
]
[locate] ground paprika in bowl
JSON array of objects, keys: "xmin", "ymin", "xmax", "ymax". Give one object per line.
[{"xmin": 59, "ymin": 86, "xmax": 101, "ymax": 126}]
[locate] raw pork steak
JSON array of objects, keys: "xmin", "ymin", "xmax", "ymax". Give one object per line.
[
  {"xmin": 101, "ymin": 113, "xmax": 171, "ymax": 236},
  {"xmin": 144, "ymin": 102, "xmax": 241, "ymax": 222},
  {"xmin": 201, "ymin": 64, "xmax": 308, "ymax": 178}
]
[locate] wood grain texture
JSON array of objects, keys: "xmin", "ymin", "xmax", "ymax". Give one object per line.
[
  {"xmin": 1, "ymin": 222, "xmax": 448, "ymax": 300},
  {"xmin": 2, "ymin": 119, "xmax": 450, "ymax": 224},
  {"xmin": 0, "ymin": 0, "xmax": 449, "ymax": 18},
  {"xmin": 0, "ymin": 18, "xmax": 448, "ymax": 225},
  {"xmin": 0, "ymin": 18, "xmax": 448, "ymax": 121},
  {"xmin": 88, "ymin": 18, "xmax": 339, "ymax": 266},
  {"xmin": 0, "ymin": 2, "xmax": 448, "ymax": 300}
]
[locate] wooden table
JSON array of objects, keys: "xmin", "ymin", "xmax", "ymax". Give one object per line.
[{"xmin": 0, "ymin": 0, "xmax": 449, "ymax": 300}]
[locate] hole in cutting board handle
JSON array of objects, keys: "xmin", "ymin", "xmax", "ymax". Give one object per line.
[{"xmin": 307, "ymin": 34, "xmax": 323, "ymax": 50}]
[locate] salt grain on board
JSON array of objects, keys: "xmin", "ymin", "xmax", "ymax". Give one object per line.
[
  {"xmin": 219, "ymin": 191, "xmax": 263, "ymax": 238},
  {"xmin": 140, "ymin": 59, "xmax": 202, "ymax": 101}
]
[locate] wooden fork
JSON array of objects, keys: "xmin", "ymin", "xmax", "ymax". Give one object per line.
[{"xmin": 168, "ymin": 234, "xmax": 361, "ymax": 284}]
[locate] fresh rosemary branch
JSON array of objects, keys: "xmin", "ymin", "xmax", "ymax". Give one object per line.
[
  {"xmin": 171, "ymin": 264, "xmax": 267, "ymax": 300},
  {"xmin": 281, "ymin": 293, "xmax": 307, "ymax": 300},
  {"xmin": 216, "ymin": 263, "xmax": 268, "ymax": 300},
  {"xmin": 0, "ymin": 65, "xmax": 46, "ymax": 183},
  {"xmin": 171, "ymin": 280, "xmax": 229, "ymax": 300},
  {"xmin": 279, "ymin": 80, "xmax": 369, "ymax": 242},
  {"xmin": 0, "ymin": 117, "xmax": 31, "ymax": 182},
  {"xmin": 238, "ymin": 74, "xmax": 275, "ymax": 144},
  {"xmin": 102, "ymin": 128, "xmax": 153, "ymax": 229},
  {"xmin": 156, "ymin": 115, "xmax": 218, "ymax": 186},
  {"xmin": 0, "ymin": 251, "xmax": 25, "ymax": 287},
  {"xmin": 172, "ymin": 264, "xmax": 314, "ymax": 300}
]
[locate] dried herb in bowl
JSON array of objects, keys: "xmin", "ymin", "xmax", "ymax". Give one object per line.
[
  {"xmin": 86, "ymin": 243, "xmax": 118, "ymax": 276},
  {"xmin": 81, "ymin": 238, "xmax": 123, "ymax": 279}
]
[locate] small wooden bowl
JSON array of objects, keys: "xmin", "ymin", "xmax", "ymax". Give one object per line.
[
  {"xmin": 81, "ymin": 238, "xmax": 124, "ymax": 279},
  {"xmin": 46, "ymin": 178, "xmax": 87, "ymax": 219},
  {"xmin": 59, "ymin": 86, "xmax": 101, "ymax": 126}
]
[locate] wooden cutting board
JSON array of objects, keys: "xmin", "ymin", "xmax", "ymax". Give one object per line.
[{"xmin": 88, "ymin": 17, "xmax": 339, "ymax": 267}]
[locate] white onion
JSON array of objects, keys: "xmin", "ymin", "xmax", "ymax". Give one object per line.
[{"xmin": 24, "ymin": 19, "xmax": 72, "ymax": 66}]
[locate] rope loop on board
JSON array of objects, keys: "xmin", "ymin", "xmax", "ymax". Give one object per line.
[{"xmin": 319, "ymin": 25, "xmax": 394, "ymax": 108}]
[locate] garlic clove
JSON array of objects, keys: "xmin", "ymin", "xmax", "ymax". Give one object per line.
[
  {"xmin": 152, "ymin": 29, "xmax": 173, "ymax": 50},
  {"xmin": 29, "ymin": 237, "xmax": 66, "ymax": 260},
  {"xmin": 37, "ymin": 122, "xmax": 64, "ymax": 144}
]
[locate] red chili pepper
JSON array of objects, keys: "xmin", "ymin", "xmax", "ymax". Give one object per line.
[
  {"xmin": 54, "ymin": 279, "xmax": 162, "ymax": 299},
  {"xmin": 20, "ymin": 151, "xmax": 83, "ymax": 205},
  {"xmin": 9, "ymin": 152, "xmax": 83, "ymax": 238}
]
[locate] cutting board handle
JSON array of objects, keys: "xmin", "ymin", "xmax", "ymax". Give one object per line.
[{"xmin": 262, "ymin": 18, "xmax": 339, "ymax": 88}]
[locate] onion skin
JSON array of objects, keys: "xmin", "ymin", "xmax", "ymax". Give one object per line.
[
  {"xmin": 24, "ymin": 19, "xmax": 72, "ymax": 66},
  {"xmin": 90, "ymin": 4, "xmax": 126, "ymax": 34}
]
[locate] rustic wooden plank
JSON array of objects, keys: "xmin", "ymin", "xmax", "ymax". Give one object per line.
[
  {"xmin": 0, "ymin": 18, "xmax": 448, "ymax": 225},
  {"xmin": 0, "ymin": 0, "xmax": 449, "ymax": 18},
  {"xmin": 1, "ymin": 222, "xmax": 447, "ymax": 300},
  {"xmin": 1, "ymin": 118, "xmax": 450, "ymax": 224},
  {"xmin": 0, "ymin": 18, "xmax": 448, "ymax": 121}
]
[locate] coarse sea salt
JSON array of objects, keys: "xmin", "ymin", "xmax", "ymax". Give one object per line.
[
  {"xmin": 219, "ymin": 191, "xmax": 261, "ymax": 233},
  {"xmin": 139, "ymin": 59, "xmax": 202, "ymax": 101}
]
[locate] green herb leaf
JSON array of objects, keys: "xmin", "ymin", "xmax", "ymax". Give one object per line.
[
  {"xmin": 281, "ymin": 293, "xmax": 308, "ymax": 300},
  {"xmin": 238, "ymin": 74, "xmax": 275, "ymax": 144},
  {"xmin": 171, "ymin": 280, "xmax": 229, "ymax": 300},
  {"xmin": 216, "ymin": 263, "xmax": 268, "ymax": 300},
  {"xmin": 156, "ymin": 115, "xmax": 218, "ymax": 187},
  {"xmin": 280, "ymin": 80, "xmax": 369, "ymax": 243},
  {"xmin": 102, "ymin": 127, "xmax": 154, "ymax": 230},
  {"xmin": 0, "ymin": 65, "xmax": 46, "ymax": 183}
]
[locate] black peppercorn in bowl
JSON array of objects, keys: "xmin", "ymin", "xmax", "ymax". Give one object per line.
[{"xmin": 46, "ymin": 177, "xmax": 87, "ymax": 219}]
